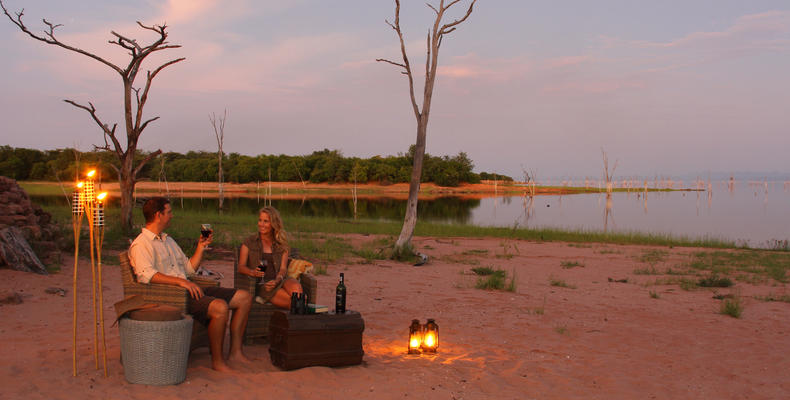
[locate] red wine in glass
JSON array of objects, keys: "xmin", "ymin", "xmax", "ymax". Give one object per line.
[{"xmin": 200, "ymin": 224, "xmax": 212, "ymax": 250}]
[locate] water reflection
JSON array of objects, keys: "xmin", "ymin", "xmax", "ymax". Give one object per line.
[
  {"xmin": 31, "ymin": 180, "xmax": 790, "ymax": 247},
  {"xmin": 474, "ymin": 181, "xmax": 789, "ymax": 247}
]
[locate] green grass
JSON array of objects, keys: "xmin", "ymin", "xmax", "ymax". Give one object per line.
[
  {"xmin": 350, "ymin": 239, "xmax": 390, "ymax": 264},
  {"xmin": 649, "ymin": 290, "xmax": 660, "ymax": 299},
  {"xmin": 638, "ymin": 249, "xmax": 670, "ymax": 264},
  {"xmin": 471, "ymin": 267, "xmax": 506, "ymax": 277},
  {"xmin": 679, "ymin": 278, "xmax": 699, "ymax": 291},
  {"xmin": 720, "ymin": 296, "xmax": 743, "ymax": 318},
  {"xmin": 549, "ymin": 277, "xmax": 576, "ymax": 289},
  {"xmin": 754, "ymin": 293, "xmax": 790, "ymax": 303},
  {"xmin": 472, "ymin": 267, "xmax": 517, "ymax": 292},
  {"xmin": 313, "ymin": 263, "xmax": 328, "ymax": 275},
  {"xmin": 664, "ymin": 267, "xmax": 689, "ymax": 275},
  {"xmin": 684, "ymin": 250, "xmax": 790, "ymax": 283},
  {"xmin": 506, "ymin": 271, "xmax": 517, "ymax": 292},
  {"xmin": 19, "ymin": 182, "xmax": 72, "ymax": 196},
  {"xmin": 633, "ymin": 266, "xmax": 661, "ymax": 275},
  {"xmin": 34, "ymin": 197, "xmax": 750, "ymax": 252},
  {"xmin": 290, "ymin": 235, "xmax": 353, "ymax": 264},
  {"xmin": 462, "ymin": 249, "xmax": 489, "ymax": 256},
  {"xmin": 560, "ymin": 260, "xmax": 584, "ymax": 269},
  {"xmin": 554, "ymin": 325, "xmax": 569, "ymax": 335},
  {"xmin": 598, "ymin": 248, "xmax": 622, "ymax": 255},
  {"xmin": 475, "ymin": 273, "xmax": 506, "ymax": 290}
]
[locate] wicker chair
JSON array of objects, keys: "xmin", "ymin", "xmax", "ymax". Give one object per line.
[
  {"xmin": 233, "ymin": 247, "xmax": 317, "ymax": 343},
  {"xmin": 118, "ymin": 251, "xmax": 220, "ymax": 351}
]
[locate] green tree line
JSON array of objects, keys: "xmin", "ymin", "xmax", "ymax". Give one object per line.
[{"xmin": 0, "ymin": 145, "xmax": 513, "ymax": 186}]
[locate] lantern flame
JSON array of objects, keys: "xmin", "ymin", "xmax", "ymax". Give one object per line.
[
  {"xmin": 87, "ymin": 170, "xmax": 96, "ymax": 178},
  {"xmin": 424, "ymin": 333, "xmax": 436, "ymax": 348},
  {"xmin": 409, "ymin": 337, "xmax": 420, "ymax": 349}
]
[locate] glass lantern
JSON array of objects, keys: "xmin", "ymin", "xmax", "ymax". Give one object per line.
[
  {"xmin": 408, "ymin": 319, "xmax": 422, "ymax": 354},
  {"xmin": 421, "ymin": 318, "xmax": 439, "ymax": 353}
]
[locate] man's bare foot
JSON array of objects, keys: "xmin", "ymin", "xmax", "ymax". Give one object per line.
[
  {"xmin": 228, "ymin": 351, "xmax": 252, "ymax": 364},
  {"xmin": 212, "ymin": 360, "xmax": 234, "ymax": 372}
]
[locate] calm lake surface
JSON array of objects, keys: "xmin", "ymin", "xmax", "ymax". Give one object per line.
[{"xmin": 33, "ymin": 181, "xmax": 790, "ymax": 247}]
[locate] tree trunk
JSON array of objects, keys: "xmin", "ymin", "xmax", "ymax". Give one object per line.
[
  {"xmin": 0, "ymin": 227, "xmax": 48, "ymax": 275},
  {"xmin": 218, "ymin": 157, "xmax": 224, "ymax": 210},
  {"xmin": 395, "ymin": 118, "xmax": 428, "ymax": 249},
  {"xmin": 119, "ymin": 157, "xmax": 135, "ymax": 233}
]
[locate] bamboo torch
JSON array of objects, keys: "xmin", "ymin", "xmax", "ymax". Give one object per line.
[
  {"xmin": 71, "ymin": 182, "xmax": 84, "ymax": 377},
  {"xmin": 94, "ymin": 192, "xmax": 108, "ymax": 377},
  {"xmin": 83, "ymin": 170, "xmax": 98, "ymax": 369}
]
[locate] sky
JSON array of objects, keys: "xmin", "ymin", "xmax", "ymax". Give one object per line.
[{"xmin": 1, "ymin": 0, "xmax": 789, "ymax": 180}]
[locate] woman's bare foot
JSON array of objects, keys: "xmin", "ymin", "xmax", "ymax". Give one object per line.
[{"xmin": 212, "ymin": 359, "xmax": 234, "ymax": 372}]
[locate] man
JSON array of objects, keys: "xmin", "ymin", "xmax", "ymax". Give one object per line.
[{"xmin": 129, "ymin": 197, "xmax": 252, "ymax": 371}]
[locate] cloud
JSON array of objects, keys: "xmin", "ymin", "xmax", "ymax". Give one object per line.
[
  {"xmin": 630, "ymin": 10, "xmax": 790, "ymax": 51},
  {"xmin": 542, "ymin": 55, "xmax": 592, "ymax": 69},
  {"xmin": 541, "ymin": 79, "xmax": 645, "ymax": 95}
]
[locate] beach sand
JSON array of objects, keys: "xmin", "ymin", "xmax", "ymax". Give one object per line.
[{"xmin": 2, "ymin": 235, "xmax": 789, "ymax": 399}]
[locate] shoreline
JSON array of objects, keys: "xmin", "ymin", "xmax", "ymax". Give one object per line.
[{"xmin": 21, "ymin": 180, "xmax": 700, "ymax": 200}]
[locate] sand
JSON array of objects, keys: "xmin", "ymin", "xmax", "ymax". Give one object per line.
[{"xmin": 1, "ymin": 235, "xmax": 789, "ymax": 399}]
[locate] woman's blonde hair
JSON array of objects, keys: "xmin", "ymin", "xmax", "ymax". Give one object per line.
[{"xmin": 260, "ymin": 206, "xmax": 289, "ymax": 251}]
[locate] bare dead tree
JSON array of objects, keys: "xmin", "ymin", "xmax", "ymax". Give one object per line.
[
  {"xmin": 1, "ymin": 1, "xmax": 184, "ymax": 231},
  {"xmin": 209, "ymin": 109, "xmax": 227, "ymax": 210},
  {"xmin": 377, "ymin": 0, "xmax": 477, "ymax": 254},
  {"xmin": 601, "ymin": 147, "xmax": 618, "ymax": 195}
]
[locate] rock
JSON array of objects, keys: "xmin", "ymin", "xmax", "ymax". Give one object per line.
[
  {"xmin": 0, "ymin": 176, "xmax": 62, "ymax": 270},
  {"xmin": 45, "ymin": 287, "xmax": 67, "ymax": 296},
  {"xmin": 0, "ymin": 292, "xmax": 24, "ymax": 305}
]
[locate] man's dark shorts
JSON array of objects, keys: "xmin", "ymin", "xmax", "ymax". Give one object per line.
[{"xmin": 188, "ymin": 286, "xmax": 237, "ymax": 326}]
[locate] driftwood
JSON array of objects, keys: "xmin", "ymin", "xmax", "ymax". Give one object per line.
[{"xmin": 0, "ymin": 227, "xmax": 48, "ymax": 275}]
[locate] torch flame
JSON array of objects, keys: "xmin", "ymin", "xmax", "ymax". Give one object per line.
[
  {"xmin": 96, "ymin": 192, "xmax": 108, "ymax": 202},
  {"xmin": 87, "ymin": 170, "xmax": 96, "ymax": 178},
  {"xmin": 76, "ymin": 182, "xmax": 84, "ymax": 188}
]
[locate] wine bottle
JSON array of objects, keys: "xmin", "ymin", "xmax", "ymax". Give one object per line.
[{"xmin": 335, "ymin": 273, "xmax": 346, "ymax": 313}]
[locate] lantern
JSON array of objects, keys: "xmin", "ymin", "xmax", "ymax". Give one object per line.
[
  {"xmin": 72, "ymin": 182, "xmax": 84, "ymax": 215},
  {"xmin": 421, "ymin": 318, "xmax": 439, "ymax": 353},
  {"xmin": 408, "ymin": 319, "xmax": 422, "ymax": 354},
  {"xmin": 94, "ymin": 192, "xmax": 107, "ymax": 227}
]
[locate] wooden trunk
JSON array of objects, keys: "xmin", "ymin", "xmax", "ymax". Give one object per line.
[{"xmin": 268, "ymin": 310, "xmax": 364, "ymax": 370}]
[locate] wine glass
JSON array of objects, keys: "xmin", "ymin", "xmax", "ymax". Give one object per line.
[{"xmin": 200, "ymin": 223, "xmax": 212, "ymax": 250}]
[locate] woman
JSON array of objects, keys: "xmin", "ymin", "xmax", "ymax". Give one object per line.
[{"xmin": 238, "ymin": 206, "xmax": 303, "ymax": 308}]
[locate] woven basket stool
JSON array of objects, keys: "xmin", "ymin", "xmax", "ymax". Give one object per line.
[{"xmin": 119, "ymin": 316, "xmax": 193, "ymax": 385}]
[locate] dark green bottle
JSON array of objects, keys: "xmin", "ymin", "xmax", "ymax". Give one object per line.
[{"xmin": 335, "ymin": 273, "xmax": 346, "ymax": 313}]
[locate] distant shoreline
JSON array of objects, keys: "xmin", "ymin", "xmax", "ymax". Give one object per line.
[{"xmin": 20, "ymin": 180, "xmax": 698, "ymax": 200}]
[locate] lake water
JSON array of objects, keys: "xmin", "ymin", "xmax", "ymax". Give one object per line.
[
  {"xmin": 33, "ymin": 180, "xmax": 790, "ymax": 247},
  {"xmin": 472, "ymin": 182, "xmax": 790, "ymax": 247}
]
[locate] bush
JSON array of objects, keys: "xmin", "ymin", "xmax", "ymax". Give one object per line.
[
  {"xmin": 720, "ymin": 296, "xmax": 743, "ymax": 318},
  {"xmin": 698, "ymin": 275, "xmax": 733, "ymax": 288}
]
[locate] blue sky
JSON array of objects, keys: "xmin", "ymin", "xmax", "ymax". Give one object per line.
[{"xmin": 1, "ymin": 0, "xmax": 789, "ymax": 179}]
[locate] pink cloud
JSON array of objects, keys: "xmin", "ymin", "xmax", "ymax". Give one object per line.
[
  {"xmin": 542, "ymin": 55, "xmax": 592, "ymax": 69},
  {"xmin": 541, "ymin": 79, "xmax": 645, "ymax": 95},
  {"xmin": 631, "ymin": 10, "xmax": 790, "ymax": 49}
]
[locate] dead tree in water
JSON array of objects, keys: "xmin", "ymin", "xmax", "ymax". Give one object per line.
[
  {"xmin": 210, "ymin": 110, "xmax": 227, "ymax": 210},
  {"xmin": 601, "ymin": 148, "xmax": 618, "ymax": 232},
  {"xmin": 377, "ymin": 0, "xmax": 477, "ymax": 255},
  {"xmin": 1, "ymin": 1, "xmax": 184, "ymax": 231}
]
